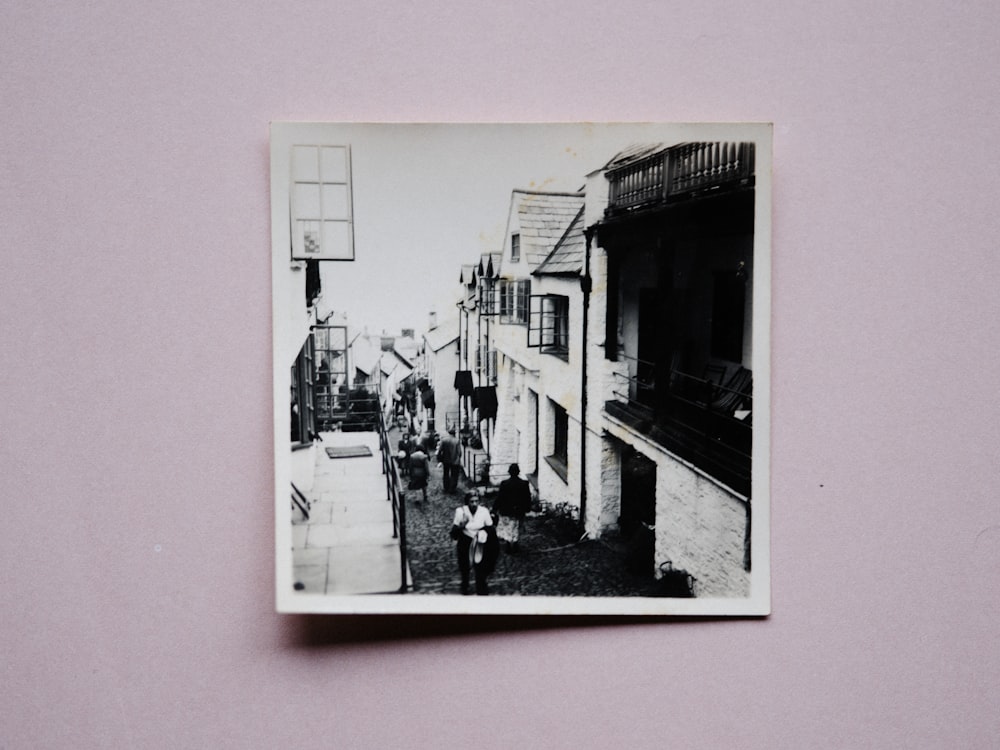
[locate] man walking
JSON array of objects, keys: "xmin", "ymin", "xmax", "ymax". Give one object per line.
[{"xmin": 436, "ymin": 427, "xmax": 462, "ymax": 493}]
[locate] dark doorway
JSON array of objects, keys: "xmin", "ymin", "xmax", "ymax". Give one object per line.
[{"xmin": 620, "ymin": 447, "xmax": 657, "ymax": 576}]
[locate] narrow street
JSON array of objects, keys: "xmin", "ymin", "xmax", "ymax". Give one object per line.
[{"xmin": 391, "ymin": 426, "xmax": 657, "ymax": 597}]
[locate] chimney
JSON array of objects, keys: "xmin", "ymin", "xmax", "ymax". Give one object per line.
[{"xmin": 428, "ymin": 310, "xmax": 437, "ymax": 330}]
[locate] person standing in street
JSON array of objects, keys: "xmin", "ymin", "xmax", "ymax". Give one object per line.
[
  {"xmin": 493, "ymin": 463, "xmax": 532, "ymax": 554},
  {"xmin": 450, "ymin": 490, "xmax": 497, "ymax": 595},
  {"xmin": 408, "ymin": 445, "xmax": 430, "ymax": 504},
  {"xmin": 397, "ymin": 432, "xmax": 412, "ymax": 478},
  {"xmin": 436, "ymin": 427, "xmax": 462, "ymax": 493}
]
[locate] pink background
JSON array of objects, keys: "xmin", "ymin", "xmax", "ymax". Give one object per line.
[{"xmin": 3, "ymin": 2, "xmax": 998, "ymax": 747}]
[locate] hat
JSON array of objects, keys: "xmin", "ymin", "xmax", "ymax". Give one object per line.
[
  {"xmin": 472, "ymin": 529, "xmax": 488, "ymax": 564},
  {"xmin": 508, "ymin": 463, "xmax": 520, "ymax": 476}
]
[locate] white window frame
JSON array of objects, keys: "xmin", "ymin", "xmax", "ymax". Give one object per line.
[
  {"xmin": 499, "ymin": 279, "xmax": 531, "ymax": 324},
  {"xmin": 290, "ymin": 144, "xmax": 355, "ymax": 261}
]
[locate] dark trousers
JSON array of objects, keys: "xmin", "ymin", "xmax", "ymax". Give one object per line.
[
  {"xmin": 456, "ymin": 535, "xmax": 488, "ymax": 595},
  {"xmin": 442, "ymin": 462, "xmax": 460, "ymax": 492}
]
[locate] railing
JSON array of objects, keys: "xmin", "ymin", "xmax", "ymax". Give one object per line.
[
  {"xmin": 375, "ymin": 386, "xmax": 409, "ymax": 593},
  {"xmin": 606, "ymin": 358, "xmax": 752, "ymax": 497},
  {"xmin": 607, "ymin": 142, "xmax": 755, "ymax": 214},
  {"xmin": 290, "ymin": 482, "xmax": 310, "ymax": 521}
]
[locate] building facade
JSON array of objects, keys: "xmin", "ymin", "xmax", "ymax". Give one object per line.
[
  {"xmin": 583, "ymin": 142, "xmax": 756, "ymax": 596},
  {"xmin": 453, "ymin": 144, "xmax": 758, "ymax": 596}
]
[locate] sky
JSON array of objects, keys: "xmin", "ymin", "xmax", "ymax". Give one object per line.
[{"xmin": 302, "ymin": 123, "xmax": 727, "ymax": 336}]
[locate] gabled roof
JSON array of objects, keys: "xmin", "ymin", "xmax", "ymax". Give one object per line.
[
  {"xmin": 350, "ymin": 335, "xmax": 381, "ymax": 377},
  {"xmin": 379, "ymin": 350, "xmax": 414, "ymax": 378},
  {"xmin": 533, "ymin": 205, "xmax": 586, "ymax": 276},
  {"xmin": 393, "ymin": 337, "xmax": 419, "ymax": 365},
  {"xmin": 423, "ymin": 311, "xmax": 460, "ymax": 352},
  {"xmin": 459, "ymin": 264, "xmax": 478, "ymax": 286},
  {"xmin": 478, "ymin": 252, "xmax": 501, "ymax": 279},
  {"xmin": 509, "ymin": 190, "xmax": 585, "ymax": 271},
  {"xmin": 424, "ymin": 326, "xmax": 459, "ymax": 353}
]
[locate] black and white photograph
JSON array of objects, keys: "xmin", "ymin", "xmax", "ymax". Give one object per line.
[{"xmin": 271, "ymin": 122, "xmax": 771, "ymax": 615}]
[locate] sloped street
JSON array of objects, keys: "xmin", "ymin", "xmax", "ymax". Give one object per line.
[{"xmin": 395, "ymin": 429, "xmax": 657, "ymax": 598}]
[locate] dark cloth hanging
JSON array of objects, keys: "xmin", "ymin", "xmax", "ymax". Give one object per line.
[
  {"xmin": 474, "ymin": 386, "xmax": 497, "ymax": 420},
  {"xmin": 421, "ymin": 387, "xmax": 436, "ymax": 410},
  {"xmin": 454, "ymin": 370, "xmax": 474, "ymax": 396}
]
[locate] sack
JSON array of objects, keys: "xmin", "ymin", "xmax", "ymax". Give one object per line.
[{"xmin": 449, "ymin": 525, "xmax": 461, "ymax": 541}]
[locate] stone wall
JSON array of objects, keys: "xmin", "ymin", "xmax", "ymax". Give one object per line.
[
  {"xmin": 602, "ymin": 417, "xmax": 750, "ymax": 597},
  {"xmin": 653, "ymin": 457, "xmax": 750, "ymax": 597}
]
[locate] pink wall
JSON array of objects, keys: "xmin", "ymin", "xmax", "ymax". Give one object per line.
[{"xmin": 3, "ymin": 1, "xmax": 999, "ymax": 747}]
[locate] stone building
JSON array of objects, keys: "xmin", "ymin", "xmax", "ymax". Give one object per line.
[
  {"xmin": 480, "ymin": 189, "xmax": 586, "ymax": 497},
  {"xmin": 444, "ymin": 144, "xmax": 760, "ymax": 597},
  {"xmin": 421, "ymin": 311, "xmax": 461, "ymax": 432},
  {"xmin": 582, "ymin": 142, "xmax": 757, "ymax": 596}
]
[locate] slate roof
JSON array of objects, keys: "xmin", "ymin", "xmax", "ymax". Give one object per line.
[
  {"xmin": 511, "ymin": 190, "xmax": 585, "ymax": 270},
  {"xmin": 423, "ymin": 317, "xmax": 460, "ymax": 352},
  {"xmin": 533, "ymin": 206, "xmax": 586, "ymax": 276}
]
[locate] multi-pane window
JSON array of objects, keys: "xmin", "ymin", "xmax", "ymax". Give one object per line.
[
  {"xmin": 478, "ymin": 277, "xmax": 497, "ymax": 316},
  {"xmin": 290, "ymin": 145, "xmax": 354, "ymax": 260},
  {"xmin": 499, "ymin": 279, "xmax": 530, "ymax": 324},
  {"xmin": 290, "ymin": 336, "xmax": 316, "ymax": 445},
  {"xmin": 511, "ymin": 233, "xmax": 520, "ymax": 262},
  {"xmin": 528, "ymin": 294, "xmax": 570, "ymax": 358},
  {"xmin": 311, "ymin": 325, "xmax": 348, "ymax": 429}
]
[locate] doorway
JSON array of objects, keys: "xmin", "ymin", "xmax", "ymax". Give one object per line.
[{"xmin": 620, "ymin": 446, "xmax": 656, "ymax": 575}]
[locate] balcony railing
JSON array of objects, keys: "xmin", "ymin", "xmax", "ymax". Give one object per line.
[
  {"xmin": 607, "ymin": 142, "xmax": 755, "ymax": 215},
  {"xmin": 605, "ymin": 359, "xmax": 752, "ymax": 497}
]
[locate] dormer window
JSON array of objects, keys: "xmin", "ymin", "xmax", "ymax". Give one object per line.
[{"xmin": 511, "ymin": 233, "xmax": 520, "ymax": 263}]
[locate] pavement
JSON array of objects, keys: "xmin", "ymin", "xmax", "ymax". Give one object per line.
[{"xmin": 291, "ymin": 430, "xmax": 411, "ymax": 595}]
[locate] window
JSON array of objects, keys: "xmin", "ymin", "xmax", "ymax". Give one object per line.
[
  {"xmin": 311, "ymin": 325, "xmax": 348, "ymax": 429},
  {"xmin": 290, "ymin": 145, "xmax": 354, "ymax": 260},
  {"xmin": 499, "ymin": 279, "xmax": 531, "ymax": 324},
  {"xmin": 528, "ymin": 294, "xmax": 569, "ymax": 359},
  {"xmin": 478, "ymin": 277, "xmax": 497, "ymax": 316},
  {"xmin": 511, "ymin": 233, "xmax": 520, "ymax": 262},
  {"xmin": 475, "ymin": 345, "xmax": 497, "ymax": 382},
  {"xmin": 290, "ymin": 336, "xmax": 316, "ymax": 445},
  {"xmin": 545, "ymin": 399, "xmax": 568, "ymax": 482}
]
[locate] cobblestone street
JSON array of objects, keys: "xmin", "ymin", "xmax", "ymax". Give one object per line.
[{"xmin": 395, "ymin": 429, "xmax": 657, "ymax": 597}]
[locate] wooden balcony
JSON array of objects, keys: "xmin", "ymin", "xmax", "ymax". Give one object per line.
[
  {"xmin": 606, "ymin": 142, "xmax": 755, "ymax": 216},
  {"xmin": 604, "ymin": 365, "xmax": 752, "ymax": 498}
]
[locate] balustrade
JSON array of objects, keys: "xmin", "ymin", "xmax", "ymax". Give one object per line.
[{"xmin": 607, "ymin": 141, "xmax": 755, "ymax": 213}]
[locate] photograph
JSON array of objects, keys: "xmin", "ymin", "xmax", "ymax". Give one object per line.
[{"xmin": 271, "ymin": 122, "xmax": 771, "ymax": 615}]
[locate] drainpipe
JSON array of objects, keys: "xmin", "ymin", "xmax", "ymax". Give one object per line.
[{"xmin": 580, "ymin": 229, "xmax": 593, "ymax": 529}]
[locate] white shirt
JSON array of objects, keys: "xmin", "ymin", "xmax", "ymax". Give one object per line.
[{"xmin": 453, "ymin": 505, "xmax": 493, "ymax": 539}]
